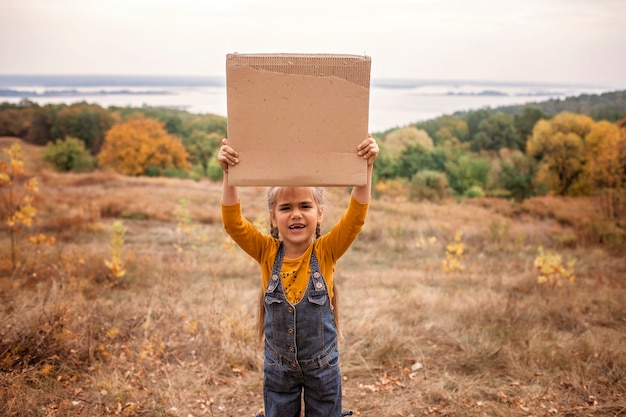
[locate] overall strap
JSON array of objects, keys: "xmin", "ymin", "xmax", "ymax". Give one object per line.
[{"xmin": 266, "ymin": 242, "xmax": 285, "ymax": 294}]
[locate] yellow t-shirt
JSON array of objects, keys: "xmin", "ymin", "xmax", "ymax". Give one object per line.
[{"xmin": 221, "ymin": 196, "xmax": 369, "ymax": 303}]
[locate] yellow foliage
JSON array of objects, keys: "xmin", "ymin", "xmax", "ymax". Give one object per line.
[
  {"xmin": 384, "ymin": 126, "xmax": 434, "ymax": 156},
  {"xmin": 24, "ymin": 177, "xmax": 39, "ymax": 192},
  {"xmin": 527, "ymin": 112, "xmax": 595, "ymax": 195},
  {"xmin": 39, "ymin": 364, "xmax": 55, "ymax": 378},
  {"xmin": 1, "ymin": 143, "xmax": 46, "ymax": 270},
  {"xmin": 106, "ymin": 326, "xmax": 120, "ymax": 339},
  {"xmin": 585, "ymin": 121, "xmax": 626, "ymax": 190},
  {"xmin": 140, "ymin": 336, "xmax": 165, "ymax": 358},
  {"xmin": 27, "ymin": 234, "xmax": 56, "ymax": 245},
  {"xmin": 105, "ymin": 220, "xmax": 127, "ymax": 284},
  {"xmin": 7, "ymin": 202, "xmax": 36, "ymax": 228},
  {"xmin": 442, "ymin": 231, "xmax": 466, "ymax": 273},
  {"xmin": 97, "ymin": 118, "xmax": 190, "ymax": 176},
  {"xmin": 533, "ymin": 246, "xmax": 576, "ymax": 287},
  {"xmin": 183, "ymin": 319, "xmax": 199, "ymax": 335}
]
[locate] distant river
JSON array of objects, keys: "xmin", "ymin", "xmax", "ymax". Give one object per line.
[{"xmin": 0, "ymin": 75, "xmax": 618, "ymax": 132}]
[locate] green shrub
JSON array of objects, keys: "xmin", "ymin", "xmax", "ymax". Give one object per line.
[
  {"xmin": 163, "ymin": 167, "xmax": 188, "ymax": 179},
  {"xmin": 464, "ymin": 185, "xmax": 485, "ymax": 198},
  {"xmin": 207, "ymin": 157, "xmax": 224, "ymax": 182},
  {"xmin": 43, "ymin": 136, "xmax": 95, "ymax": 172},
  {"xmin": 410, "ymin": 170, "xmax": 449, "ymax": 201}
]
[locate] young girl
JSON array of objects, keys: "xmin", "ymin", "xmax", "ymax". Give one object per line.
[{"xmin": 218, "ymin": 135, "xmax": 379, "ymax": 417}]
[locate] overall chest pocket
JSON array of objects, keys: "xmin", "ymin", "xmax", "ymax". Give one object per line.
[
  {"xmin": 264, "ymin": 293, "xmax": 283, "ymax": 306},
  {"xmin": 307, "ymin": 290, "xmax": 327, "ymax": 306}
]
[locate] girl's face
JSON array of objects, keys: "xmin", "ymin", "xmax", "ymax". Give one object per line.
[{"xmin": 270, "ymin": 187, "xmax": 323, "ymax": 252}]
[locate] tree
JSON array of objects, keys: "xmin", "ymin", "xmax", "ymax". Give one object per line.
[
  {"xmin": 444, "ymin": 153, "xmax": 491, "ymax": 197},
  {"xmin": 51, "ymin": 103, "xmax": 115, "ymax": 153},
  {"xmin": 471, "ymin": 112, "xmax": 523, "ymax": 151},
  {"xmin": 383, "ymin": 126, "xmax": 433, "ymax": 156},
  {"xmin": 25, "ymin": 105, "xmax": 57, "ymax": 145},
  {"xmin": 186, "ymin": 115, "xmax": 227, "ymax": 138},
  {"xmin": 416, "ymin": 115, "xmax": 469, "ymax": 146},
  {"xmin": 498, "ymin": 151, "xmax": 538, "ymax": 201},
  {"xmin": 396, "ymin": 143, "xmax": 431, "ymax": 179},
  {"xmin": 0, "ymin": 108, "xmax": 30, "ymax": 138},
  {"xmin": 1, "ymin": 143, "xmax": 40, "ymax": 270},
  {"xmin": 514, "ymin": 107, "xmax": 546, "ymax": 145},
  {"xmin": 585, "ymin": 121, "xmax": 626, "ymax": 221},
  {"xmin": 526, "ymin": 112, "xmax": 594, "ymax": 195},
  {"xmin": 98, "ymin": 118, "xmax": 190, "ymax": 176},
  {"xmin": 371, "ymin": 141, "xmax": 396, "ymax": 181},
  {"xmin": 183, "ymin": 130, "xmax": 222, "ymax": 176},
  {"xmin": 464, "ymin": 108, "xmax": 492, "ymax": 140}
]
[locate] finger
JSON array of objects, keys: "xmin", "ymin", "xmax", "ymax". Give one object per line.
[
  {"xmin": 357, "ymin": 141, "xmax": 373, "ymax": 154},
  {"xmin": 222, "ymin": 150, "xmax": 239, "ymax": 165}
]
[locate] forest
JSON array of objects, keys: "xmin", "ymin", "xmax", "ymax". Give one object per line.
[
  {"xmin": 1, "ymin": 90, "xmax": 626, "ymax": 416},
  {"xmin": 1, "ymin": 90, "xmax": 625, "ymax": 204}
]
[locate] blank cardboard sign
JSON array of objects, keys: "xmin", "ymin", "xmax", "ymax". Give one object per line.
[{"xmin": 226, "ymin": 53, "xmax": 371, "ymax": 187}]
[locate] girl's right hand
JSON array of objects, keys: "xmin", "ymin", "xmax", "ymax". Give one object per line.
[{"xmin": 217, "ymin": 138, "xmax": 239, "ymax": 172}]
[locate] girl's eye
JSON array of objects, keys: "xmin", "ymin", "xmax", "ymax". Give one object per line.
[{"xmin": 279, "ymin": 206, "xmax": 291, "ymax": 211}]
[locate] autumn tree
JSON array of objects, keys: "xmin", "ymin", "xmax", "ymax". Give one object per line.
[
  {"xmin": 383, "ymin": 126, "xmax": 434, "ymax": 156},
  {"xmin": 1, "ymin": 143, "xmax": 39, "ymax": 270},
  {"xmin": 416, "ymin": 115, "xmax": 469, "ymax": 146},
  {"xmin": 51, "ymin": 103, "xmax": 115, "ymax": 153},
  {"xmin": 0, "ymin": 106, "xmax": 31, "ymax": 138},
  {"xmin": 585, "ymin": 121, "xmax": 626, "ymax": 221},
  {"xmin": 98, "ymin": 118, "xmax": 190, "ymax": 176},
  {"xmin": 526, "ymin": 112, "xmax": 595, "ymax": 195},
  {"xmin": 25, "ymin": 105, "xmax": 57, "ymax": 145}
]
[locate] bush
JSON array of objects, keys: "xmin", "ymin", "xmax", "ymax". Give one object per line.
[
  {"xmin": 445, "ymin": 153, "xmax": 491, "ymax": 196},
  {"xmin": 163, "ymin": 167, "xmax": 188, "ymax": 179},
  {"xmin": 43, "ymin": 137, "xmax": 96, "ymax": 172},
  {"xmin": 463, "ymin": 185, "xmax": 485, "ymax": 198},
  {"xmin": 410, "ymin": 170, "xmax": 449, "ymax": 201},
  {"xmin": 207, "ymin": 157, "xmax": 224, "ymax": 182}
]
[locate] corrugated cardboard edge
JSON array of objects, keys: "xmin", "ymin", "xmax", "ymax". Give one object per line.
[{"xmin": 226, "ymin": 53, "xmax": 371, "ymax": 88}]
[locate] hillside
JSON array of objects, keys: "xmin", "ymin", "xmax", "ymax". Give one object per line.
[
  {"xmin": 1, "ymin": 137, "xmax": 625, "ymax": 416},
  {"xmin": 453, "ymin": 89, "xmax": 626, "ymax": 122}
]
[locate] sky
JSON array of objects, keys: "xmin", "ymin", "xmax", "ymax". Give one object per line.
[{"xmin": 1, "ymin": 0, "xmax": 625, "ymax": 88}]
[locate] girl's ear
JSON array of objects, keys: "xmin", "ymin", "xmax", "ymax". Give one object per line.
[{"xmin": 317, "ymin": 207, "xmax": 324, "ymax": 223}]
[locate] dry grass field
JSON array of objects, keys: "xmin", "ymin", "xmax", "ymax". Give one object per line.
[{"xmin": 1, "ymin": 137, "xmax": 625, "ymax": 417}]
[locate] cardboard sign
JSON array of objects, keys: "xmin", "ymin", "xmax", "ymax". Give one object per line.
[{"xmin": 226, "ymin": 53, "xmax": 371, "ymax": 187}]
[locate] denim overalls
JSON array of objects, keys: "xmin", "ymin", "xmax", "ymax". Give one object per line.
[{"xmin": 262, "ymin": 242, "xmax": 342, "ymax": 417}]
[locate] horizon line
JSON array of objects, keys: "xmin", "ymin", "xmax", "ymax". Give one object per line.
[{"xmin": 0, "ymin": 73, "xmax": 617, "ymax": 89}]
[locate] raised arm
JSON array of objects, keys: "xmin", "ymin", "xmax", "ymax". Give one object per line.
[
  {"xmin": 217, "ymin": 138, "xmax": 240, "ymax": 205},
  {"xmin": 352, "ymin": 134, "xmax": 379, "ymax": 204}
]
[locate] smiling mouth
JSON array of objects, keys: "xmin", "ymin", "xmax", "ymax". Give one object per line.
[{"xmin": 289, "ymin": 224, "xmax": 305, "ymax": 230}]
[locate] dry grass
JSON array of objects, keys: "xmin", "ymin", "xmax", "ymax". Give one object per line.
[{"xmin": 1, "ymin": 139, "xmax": 625, "ymax": 417}]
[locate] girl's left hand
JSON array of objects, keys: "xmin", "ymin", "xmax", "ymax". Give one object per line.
[{"xmin": 357, "ymin": 134, "xmax": 379, "ymax": 166}]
